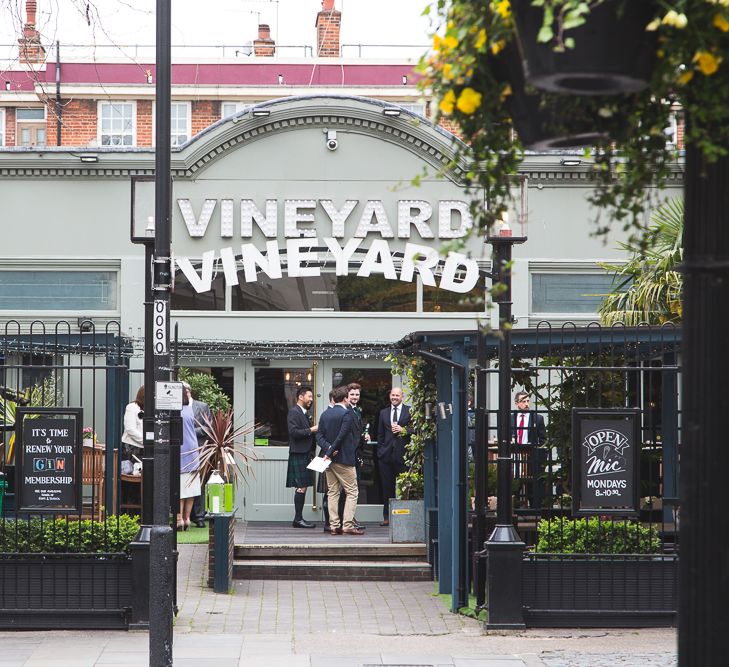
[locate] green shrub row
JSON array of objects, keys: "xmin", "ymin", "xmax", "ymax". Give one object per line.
[
  {"xmin": 0, "ymin": 514, "xmax": 140, "ymax": 554},
  {"xmin": 535, "ymin": 517, "xmax": 661, "ymax": 554}
]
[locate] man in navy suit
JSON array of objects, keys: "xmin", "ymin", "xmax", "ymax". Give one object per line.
[
  {"xmin": 286, "ymin": 386, "xmax": 318, "ymax": 528},
  {"xmin": 376, "ymin": 387, "xmax": 410, "ymax": 526},
  {"xmin": 511, "ymin": 391, "xmax": 547, "ymax": 509},
  {"xmin": 317, "ymin": 386, "xmax": 361, "ymax": 535}
]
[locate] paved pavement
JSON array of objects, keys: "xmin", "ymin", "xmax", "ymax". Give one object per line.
[{"xmin": 0, "ymin": 543, "xmax": 678, "ymax": 666}]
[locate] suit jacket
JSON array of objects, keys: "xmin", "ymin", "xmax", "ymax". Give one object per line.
[
  {"xmin": 511, "ymin": 410, "xmax": 546, "ymax": 446},
  {"xmin": 287, "ymin": 405, "xmax": 315, "ymax": 454},
  {"xmin": 348, "ymin": 405, "xmax": 364, "ymax": 450},
  {"xmin": 377, "ymin": 403, "xmax": 411, "ymax": 465},
  {"xmin": 316, "ymin": 404, "xmax": 356, "ymax": 465},
  {"xmin": 191, "ymin": 399, "xmax": 212, "ymax": 447}
]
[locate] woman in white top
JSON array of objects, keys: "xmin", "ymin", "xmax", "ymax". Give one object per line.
[{"xmin": 121, "ymin": 385, "xmax": 144, "ymax": 460}]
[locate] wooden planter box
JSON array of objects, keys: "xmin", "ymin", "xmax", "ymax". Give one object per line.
[
  {"xmin": 522, "ymin": 555, "xmax": 677, "ymax": 628},
  {"xmin": 0, "ymin": 553, "xmax": 133, "ymax": 629}
]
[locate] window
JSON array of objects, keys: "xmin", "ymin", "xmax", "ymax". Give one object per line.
[
  {"xmin": 531, "ymin": 272, "xmax": 620, "ymax": 314},
  {"xmin": 170, "ymin": 102, "xmax": 190, "ymax": 146},
  {"xmin": 98, "ymin": 102, "xmax": 135, "ymax": 146},
  {"xmin": 16, "ymin": 107, "xmax": 46, "ymax": 147},
  {"xmin": 398, "ymin": 102, "xmax": 427, "ymax": 118},
  {"xmin": 253, "ymin": 367, "xmax": 314, "ymax": 446},
  {"xmin": 221, "ymin": 102, "xmax": 251, "ymax": 119},
  {"xmin": 0, "ymin": 108, "xmax": 5, "ymax": 146},
  {"xmin": 0, "ymin": 271, "xmax": 118, "ymax": 311},
  {"xmin": 171, "ymin": 264, "xmax": 226, "ymax": 311}
]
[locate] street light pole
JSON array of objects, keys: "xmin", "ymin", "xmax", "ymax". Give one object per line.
[
  {"xmin": 483, "ymin": 226, "xmax": 526, "ymax": 629},
  {"xmin": 149, "ymin": 1, "xmax": 174, "ymax": 665}
]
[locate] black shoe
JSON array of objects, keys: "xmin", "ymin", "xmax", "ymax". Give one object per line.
[
  {"xmin": 292, "ymin": 519, "xmax": 316, "ymax": 529},
  {"xmin": 323, "ymin": 524, "xmax": 331, "ymax": 533},
  {"xmin": 194, "ymin": 519, "xmax": 206, "ymax": 528},
  {"xmin": 353, "ymin": 521, "xmax": 366, "ymax": 530}
]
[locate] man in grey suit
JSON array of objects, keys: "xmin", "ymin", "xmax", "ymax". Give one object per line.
[{"xmin": 317, "ymin": 386, "xmax": 361, "ymax": 535}]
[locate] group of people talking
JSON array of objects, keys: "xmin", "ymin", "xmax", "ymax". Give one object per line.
[{"xmin": 286, "ymin": 383, "xmax": 411, "ymax": 534}]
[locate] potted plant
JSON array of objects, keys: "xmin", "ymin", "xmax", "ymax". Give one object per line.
[{"xmin": 195, "ymin": 408, "xmax": 256, "ymax": 514}]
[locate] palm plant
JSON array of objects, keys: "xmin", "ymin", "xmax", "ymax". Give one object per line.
[
  {"xmin": 598, "ymin": 198, "xmax": 684, "ymax": 326},
  {"xmin": 194, "ymin": 409, "xmax": 257, "ymax": 484}
]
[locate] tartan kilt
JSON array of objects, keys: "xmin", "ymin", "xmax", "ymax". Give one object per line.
[{"xmin": 286, "ymin": 452, "xmax": 314, "ymax": 488}]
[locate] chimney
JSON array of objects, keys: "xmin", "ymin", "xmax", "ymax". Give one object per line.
[
  {"xmin": 253, "ymin": 23, "xmax": 275, "ymax": 57},
  {"xmin": 315, "ymin": 0, "xmax": 341, "ymax": 57},
  {"xmin": 19, "ymin": 0, "xmax": 45, "ymax": 65}
]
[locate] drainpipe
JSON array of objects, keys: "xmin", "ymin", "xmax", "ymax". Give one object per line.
[
  {"xmin": 417, "ymin": 348, "xmax": 468, "ymax": 611},
  {"xmin": 55, "ymin": 41, "xmax": 61, "ymax": 146}
]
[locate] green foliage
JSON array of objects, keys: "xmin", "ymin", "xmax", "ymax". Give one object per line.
[
  {"xmin": 179, "ymin": 368, "xmax": 231, "ymax": 413},
  {"xmin": 535, "ymin": 517, "xmax": 661, "ymax": 554},
  {"xmin": 387, "ymin": 354, "xmax": 437, "ymax": 500},
  {"xmin": 0, "ymin": 515, "xmax": 140, "ymax": 554},
  {"xmin": 599, "ymin": 197, "xmax": 683, "ymax": 325}
]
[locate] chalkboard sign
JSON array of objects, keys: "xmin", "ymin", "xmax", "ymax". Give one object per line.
[
  {"xmin": 15, "ymin": 408, "xmax": 82, "ymax": 513},
  {"xmin": 572, "ymin": 408, "xmax": 640, "ymax": 517}
]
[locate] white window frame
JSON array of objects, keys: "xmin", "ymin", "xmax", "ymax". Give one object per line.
[
  {"xmin": 151, "ymin": 101, "xmax": 192, "ymax": 147},
  {"xmin": 97, "ymin": 101, "xmax": 136, "ymax": 147},
  {"xmin": 0, "ymin": 108, "xmax": 5, "ymax": 146},
  {"xmin": 221, "ymin": 101, "xmax": 261, "ymax": 120}
]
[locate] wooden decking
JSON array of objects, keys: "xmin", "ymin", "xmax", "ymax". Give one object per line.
[{"xmin": 236, "ymin": 520, "xmax": 392, "ymax": 545}]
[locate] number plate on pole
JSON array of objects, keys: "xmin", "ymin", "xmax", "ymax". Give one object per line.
[{"xmin": 153, "ymin": 299, "xmax": 167, "ymax": 355}]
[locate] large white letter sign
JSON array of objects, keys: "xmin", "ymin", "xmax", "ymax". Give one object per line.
[
  {"xmin": 357, "ymin": 239, "xmax": 397, "ymax": 279},
  {"xmin": 324, "ymin": 238, "xmax": 362, "ymax": 275},
  {"xmin": 354, "ymin": 200, "xmax": 395, "ymax": 238},
  {"xmin": 219, "ymin": 246, "xmax": 239, "ymax": 286},
  {"xmin": 320, "ymin": 200, "xmax": 358, "ymax": 238},
  {"xmin": 400, "ymin": 243, "xmax": 439, "ymax": 286},
  {"xmin": 439, "ymin": 252, "xmax": 480, "ymax": 293},
  {"xmin": 241, "ymin": 240, "xmax": 282, "ymax": 282},
  {"xmin": 284, "ymin": 200, "xmax": 317, "ymax": 238},
  {"xmin": 438, "ymin": 200, "xmax": 473, "ymax": 239},
  {"xmin": 241, "ymin": 199, "xmax": 277, "ymax": 238},
  {"xmin": 178, "ymin": 199, "xmax": 217, "ymax": 238},
  {"xmin": 287, "ymin": 238, "xmax": 321, "ymax": 278},
  {"xmin": 176, "ymin": 252, "xmax": 215, "ymax": 293},
  {"xmin": 398, "ymin": 200, "xmax": 434, "ymax": 239}
]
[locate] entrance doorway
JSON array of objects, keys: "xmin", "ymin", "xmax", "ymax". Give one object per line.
[{"xmin": 243, "ymin": 359, "xmax": 395, "ymax": 521}]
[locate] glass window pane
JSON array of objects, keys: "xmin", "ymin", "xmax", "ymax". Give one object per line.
[
  {"xmin": 171, "ymin": 267, "xmax": 226, "ymax": 310},
  {"xmin": 0, "ymin": 271, "xmax": 117, "ymax": 310},
  {"xmin": 232, "ymin": 273, "xmax": 417, "ymax": 312},
  {"xmin": 423, "ymin": 280, "xmax": 485, "ymax": 312},
  {"xmin": 20, "ymin": 128, "xmax": 31, "ymax": 146},
  {"xmin": 16, "ymin": 107, "xmax": 45, "ymax": 121},
  {"xmin": 531, "ymin": 273, "xmax": 619, "ymax": 314},
  {"xmin": 36, "ymin": 128, "xmax": 46, "ymax": 146},
  {"xmin": 254, "ymin": 367, "xmax": 314, "ymax": 446}
]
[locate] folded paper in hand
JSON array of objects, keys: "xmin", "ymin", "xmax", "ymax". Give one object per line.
[{"xmin": 307, "ymin": 457, "xmax": 331, "ymax": 473}]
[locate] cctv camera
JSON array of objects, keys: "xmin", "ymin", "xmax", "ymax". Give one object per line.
[{"xmin": 325, "ymin": 130, "xmax": 338, "ymax": 151}]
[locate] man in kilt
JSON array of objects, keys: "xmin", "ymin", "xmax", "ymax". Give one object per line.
[{"xmin": 286, "ymin": 385, "xmax": 318, "ymax": 528}]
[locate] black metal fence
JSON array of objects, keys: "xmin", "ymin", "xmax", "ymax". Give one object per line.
[
  {"xmin": 481, "ymin": 322, "xmax": 680, "ymax": 627},
  {"xmin": 0, "ymin": 320, "xmax": 141, "ymax": 629}
]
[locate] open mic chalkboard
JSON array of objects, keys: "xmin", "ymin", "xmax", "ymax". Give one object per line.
[
  {"xmin": 15, "ymin": 408, "xmax": 83, "ymax": 513},
  {"xmin": 571, "ymin": 408, "xmax": 640, "ymax": 517}
]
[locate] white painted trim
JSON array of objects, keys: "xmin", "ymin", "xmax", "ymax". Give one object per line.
[{"xmin": 96, "ymin": 100, "xmax": 137, "ymax": 147}]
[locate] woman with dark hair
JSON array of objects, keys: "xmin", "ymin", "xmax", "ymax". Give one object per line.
[
  {"xmin": 178, "ymin": 387, "xmax": 201, "ymax": 530},
  {"xmin": 121, "ymin": 385, "xmax": 144, "ymax": 462}
]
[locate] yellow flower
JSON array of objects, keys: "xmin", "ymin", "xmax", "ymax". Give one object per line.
[
  {"xmin": 443, "ymin": 63, "xmax": 455, "ymax": 80},
  {"xmin": 456, "ymin": 87, "xmax": 482, "ymax": 114},
  {"xmin": 677, "ymin": 69, "xmax": 694, "ymax": 85},
  {"xmin": 475, "ymin": 28, "xmax": 487, "ymax": 50},
  {"xmin": 495, "ymin": 0, "xmax": 511, "ymax": 19},
  {"xmin": 433, "ymin": 34, "xmax": 442, "ymax": 51},
  {"xmin": 646, "ymin": 18, "xmax": 661, "ymax": 31},
  {"xmin": 491, "ymin": 39, "xmax": 506, "ymax": 55},
  {"xmin": 694, "ymin": 50, "xmax": 721, "ymax": 75},
  {"xmin": 714, "ymin": 13, "xmax": 729, "ymax": 32},
  {"xmin": 442, "ymin": 35, "xmax": 459, "ymax": 51},
  {"xmin": 661, "ymin": 10, "xmax": 688, "ymax": 28},
  {"xmin": 500, "ymin": 83, "xmax": 513, "ymax": 100},
  {"xmin": 439, "ymin": 90, "xmax": 456, "ymax": 115}
]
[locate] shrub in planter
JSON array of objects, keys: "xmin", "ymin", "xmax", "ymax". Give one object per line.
[
  {"xmin": 0, "ymin": 515, "xmax": 140, "ymax": 554},
  {"xmin": 534, "ymin": 516, "xmax": 660, "ymax": 554}
]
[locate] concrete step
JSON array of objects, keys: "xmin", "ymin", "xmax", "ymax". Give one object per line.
[
  {"xmin": 233, "ymin": 558, "xmax": 433, "ymax": 581},
  {"xmin": 235, "ymin": 543, "xmax": 427, "ymax": 561}
]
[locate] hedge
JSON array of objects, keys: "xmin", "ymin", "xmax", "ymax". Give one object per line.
[
  {"xmin": 535, "ymin": 517, "xmax": 661, "ymax": 554},
  {"xmin": 0, "ymin": 514, "xmax": 140, "ymax": 554}
]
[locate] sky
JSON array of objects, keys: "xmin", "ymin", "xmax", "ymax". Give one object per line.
[{"xmin": 0, "ymin": 0, "xmax": 437, "ymax": 65}]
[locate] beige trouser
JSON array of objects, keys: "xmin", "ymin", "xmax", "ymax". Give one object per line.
[{"xmin": 325, "ymin": 463, "xmax": 359, "ymax": 529}]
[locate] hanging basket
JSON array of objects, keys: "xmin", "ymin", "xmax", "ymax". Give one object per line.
[
  {"xmin": 511, "ymin": 0, "xmax": 658, "ymax": 95},
  {"xmin": 491, "ymin": 43, "xmax": 607, "ymax": 150}
]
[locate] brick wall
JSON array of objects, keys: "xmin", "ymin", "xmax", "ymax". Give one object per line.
[
  {"xmin": 53, "ymin": 99, "xmax": 97, "ymax": 146},
  {"xmin": 3, "ymin": 107, "xmax": 15, "ymax": 146},
  {"xmin": 191, "ymin": 100, "xmax": 219, "ymax": 138},
  {"xmin": 137, "ymin": 100, "xmax": 153, "ymax": 146},
  {"xmin": 316, "ymin": 1, "xmax": 341, "ymax": 57}
]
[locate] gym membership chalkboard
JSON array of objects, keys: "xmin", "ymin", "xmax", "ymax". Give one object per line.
[
  {"xmin": 571, "ymin": 408, "xmax": 640, "ymax": 517},
  {"xmin": 15, "ymin": 407, "xmax": 83, "ymax": 513}
]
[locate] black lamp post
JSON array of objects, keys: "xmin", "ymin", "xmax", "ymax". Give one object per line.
[{"xmin": 482, "ymin": 223, "xmax": 527, "ymax": 629}]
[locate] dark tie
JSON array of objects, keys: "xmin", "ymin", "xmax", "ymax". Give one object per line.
[{"xmin": 392, "ymin": 407, "xmax": 398, "ymax": 424}]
